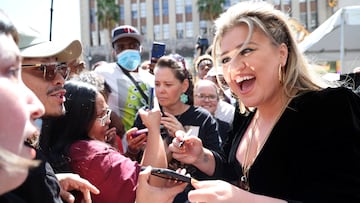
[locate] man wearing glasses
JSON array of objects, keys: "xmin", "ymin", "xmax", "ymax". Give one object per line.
[
  {"xmin": 13, "ymin": 26, "xmax": 99, "ymax": 203},
  {"xmin": 20, "ymin": 27, "xmax": 80, "ymax": 117},
  {"xmin": 94, "ymin": 25, "xmax": 150, "ymax": 155},
  {"xmin": 194, "ymin": 79, "xmax": 232, "ymax": 147}
]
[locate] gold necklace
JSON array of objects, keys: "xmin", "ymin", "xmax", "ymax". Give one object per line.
[
  {"xmin": 239, "ymin": 98, "xmax": 291, "ymax": 191},
  {"xmin": 240, "ymin": 111, "xmax": 259, "ymax": 191}
]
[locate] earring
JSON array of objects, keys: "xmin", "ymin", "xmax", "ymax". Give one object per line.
[
  {"xmin": 180, "ymin": 93, "xmax": 188, "ymax": 104},
  {"xmin": 278, "ymin": 64, "xmax": 283, "ymax": 84}
]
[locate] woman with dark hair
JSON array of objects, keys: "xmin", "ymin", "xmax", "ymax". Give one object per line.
[
  {"xmin": 131, "ymin": 54, "xmax": 223, "ymax": 203},
  {"xmin": 39, "ymin": 80, "xmax": 169, "ymax": 203}
]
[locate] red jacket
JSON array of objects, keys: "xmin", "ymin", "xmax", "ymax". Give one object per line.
[{"xmin": 69, "ymin": 140, "xmax": 141, "ymax": 203}]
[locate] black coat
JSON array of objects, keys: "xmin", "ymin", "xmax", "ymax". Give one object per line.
[{"xmin": 214, "ymin": 87, "xmax": 360, "ymax": 203}]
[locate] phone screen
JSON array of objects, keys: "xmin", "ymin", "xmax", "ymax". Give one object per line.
[{"xmin": 150, "ymin": 42, "xmax": 166, "ymax": 64}]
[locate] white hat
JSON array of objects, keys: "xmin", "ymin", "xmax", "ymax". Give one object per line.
[
  {"xmin": 206, "ymin": 66, "xmax": 223, "ymax": 77},
  {"xmin": 18, "ymin": 26, "xmax": 82, "ymax": 62},
  {"xmin": 112, "ymin": 25, "xmax": 143, "ymax": 44}
]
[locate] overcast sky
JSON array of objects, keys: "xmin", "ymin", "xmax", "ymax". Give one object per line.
[{"xmin": 1, "ymin": 0, "xmax": 81, "ymax": 41}]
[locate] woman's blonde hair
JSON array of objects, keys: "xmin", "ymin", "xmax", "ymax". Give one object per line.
[
  {"xmin": 212, "ymin": 1, "xmax": 331, "ymax": 112},
  {"xmin": 0, "ymin": 146, "xmax": 39, "ymax": 174}
]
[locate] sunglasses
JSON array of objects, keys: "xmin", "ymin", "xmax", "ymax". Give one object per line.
[
  {"xmin": 96, "ymin": 108, "xmax": 112, "ymax": 126},
  {"xmin": 22, "ymin": 63, "xmax": 70, "ymax": 81}
]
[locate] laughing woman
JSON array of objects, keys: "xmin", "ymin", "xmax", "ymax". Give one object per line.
[
  {"xmin": 0, "ymin": 10, "xmax": 44, "ymax": 201},
  {"xmin": 135, "ymin": 1, "xmax": 360, "ymax": 203}
]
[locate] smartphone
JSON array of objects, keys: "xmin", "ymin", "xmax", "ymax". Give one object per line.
[
  {"xmin": 148, "ymin": 87, "xmax": 154, "ymax": 110},
  {"xmin": 150, "ymin": 42, "xmax": 166, "ymax": 64},
  {"xmin": 132, "ymin": 128, "xmax": 148, "ymax": 138},
  {"xmin": 142, "ymin": 167, "xmax": 191, "ymax": 183}
]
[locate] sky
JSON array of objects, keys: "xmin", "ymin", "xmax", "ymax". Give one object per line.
[{"xmin": 1, "ymin": 0, "xmax": 81, "ymax": 41}]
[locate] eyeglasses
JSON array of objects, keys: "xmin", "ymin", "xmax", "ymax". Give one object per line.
[
  {"xmin": 195, "ymin": 93, "xmax": 218, "ymax": 101},
  {"xmin": 96, "ymin": 108, "xmax": 112, "ymax": 126},
  {"xmin": 22, "ymin": 63, "xmax": 70, "ymax": 81}
]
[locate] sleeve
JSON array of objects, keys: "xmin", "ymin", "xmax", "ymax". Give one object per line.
[
  {"xmin": 194, "ymin": 111, "xmax": 226, "ymax": 179},
  {"xmin": 288, "ymin": 87, "xmax": 360, "ymax": 202},
  {"xmin": 308, "ymin": 88, "xmax": 360, "ymax": 201},
  {"xmin": 70, "ymin": 141, "xmax": 141, "ymax": 203},
  {"xmin": 12, "ymin": 149, "xmax": 63, "ymax": 203}
]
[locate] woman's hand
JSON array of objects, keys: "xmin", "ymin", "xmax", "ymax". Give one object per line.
[
  {"xmin": 188, "ymin": 179, "xmax": 241, "ymax": 203},
  {"xmin": 189, "ymin": 179, "xmax": 287, "ymax": 203},
  {"xmin": 56, "ymin": 173, "xmax": 99, "ymax": 203},
  {"xmin": 168, "ymin": 130, "xmax": 204, "ymax": 165},
  {"xmin": 161, "ymin": 112, "xmax": 185, "ymax": 137},
  {"xmin": 125, "ymin": 128, "xmax": 147, "ymax": 159},
  {"xmin": 105, "ymin": 127, "xmax": 119, "ymax": 149},
  {"xmin": 139, "ymin": 96, "xmax": 161, "ymax": 132},
  {"xmin": 136, "ymin": 166, "xmax": 187, "ymax": 203},
  {"xmin": 169, "ymin": 130, "xmax": 216, "ymax": 176}
]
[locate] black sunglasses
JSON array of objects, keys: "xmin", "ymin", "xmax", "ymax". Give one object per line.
[{"xmin": 22, "ymin": 63, "xmax": 70, "ymax": 81}]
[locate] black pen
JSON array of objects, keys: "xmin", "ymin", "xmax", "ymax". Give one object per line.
[{"xmin": 179, "ymin": 129, "xmax": 192, "ymax": 148}]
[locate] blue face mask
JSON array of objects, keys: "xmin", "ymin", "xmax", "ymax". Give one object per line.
[{"xmin": 116, "ymin": 50, "xmax": 141, "ymax": 71}]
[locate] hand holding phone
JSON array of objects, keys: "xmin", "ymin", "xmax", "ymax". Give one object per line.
[
  {"xmin": 132, "ymin": 128, "xmax": 149, "ymax": 138},
  {"xmin": 150, "ymin": 42, "xmax": 166, "ymax": 64},
  {"xmin": 141, "ymin": 167, "xmax": 192, "ymax": 183}
]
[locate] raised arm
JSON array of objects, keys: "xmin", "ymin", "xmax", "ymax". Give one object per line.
[{"xmin": 138, "ymin": 97, "xmax": 167, "ymax": 169}]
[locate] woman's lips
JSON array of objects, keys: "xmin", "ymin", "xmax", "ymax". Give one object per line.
[{"xmin": 235, "ymin": 75, "xmax": 256, "ymax": 94}]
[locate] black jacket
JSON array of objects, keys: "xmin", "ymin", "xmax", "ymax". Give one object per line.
[{"xmin": 214, "ymin": 87, "xmax": 360, "ymax": 203}]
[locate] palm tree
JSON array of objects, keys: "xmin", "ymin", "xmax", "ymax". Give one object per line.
[
  {"xmin": 197, "ymin": 0, "xmax": 225, "ymax": 22},
  {"xmin": 196, "ymin": 0, "xmax": 225, "ymax": 56},
  {"xmin": 96, "ymin": 0, "xmax": 119, "ymax": 40}
]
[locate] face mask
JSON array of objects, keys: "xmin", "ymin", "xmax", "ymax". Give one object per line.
[{"xmin": 116, "ymin": 50, "xmax": 141, "ymax": 71}]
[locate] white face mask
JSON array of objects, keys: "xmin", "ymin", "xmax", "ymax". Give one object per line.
[{"xmin": 116, "ymin": 50, "xmax": 141, "ymax": 71}]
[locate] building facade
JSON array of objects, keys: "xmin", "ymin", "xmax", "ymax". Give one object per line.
[{"xmin": 79, "ymin": 0, "xmax": 359, "ymax": 67}]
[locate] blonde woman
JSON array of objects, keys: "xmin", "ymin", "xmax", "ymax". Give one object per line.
[
  {"xmin": 0, "ymin": 10, "xmax": 44, "ymax": 198},
  {"xmin": 167, "ymin": 1, "xmax": 360, "ymax": 203}
]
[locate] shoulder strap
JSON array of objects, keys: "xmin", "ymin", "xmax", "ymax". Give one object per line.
[{"xmin": 118, "ymin": 64, "xmax": 149, "ymax": 103}]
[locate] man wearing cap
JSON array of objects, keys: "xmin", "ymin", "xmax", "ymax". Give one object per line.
[
  {"xmin": 12, "ymin": 26, "xmax": 99, "ymax": 203},
  {"xmin": 94, "ymin": 25, "xmax": 149, "ymax": 148},
  {"xmin": 19, "ymin": 26, "xmax": 82, "ymax": 116},
  {"xmin": 195, "ymin": 54, "xmax": 214, "ymax": 80}
]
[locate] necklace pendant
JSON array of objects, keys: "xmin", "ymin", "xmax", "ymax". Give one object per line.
[{"xmin": 240, "ymin": 175, "xmax": 250, "ymax": 191}]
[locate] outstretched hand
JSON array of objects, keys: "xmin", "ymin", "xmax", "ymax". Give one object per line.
[
  {"xmin": 56, "ymin": 173, "xmax": 99, "ymax": 203},
  {"xmin": 136, "ymin": 166, "xmax": 187, "ymax": 203},
  {"xmin": 188, "ymin": 179, "xmax": 243, "ymax": 203}
]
